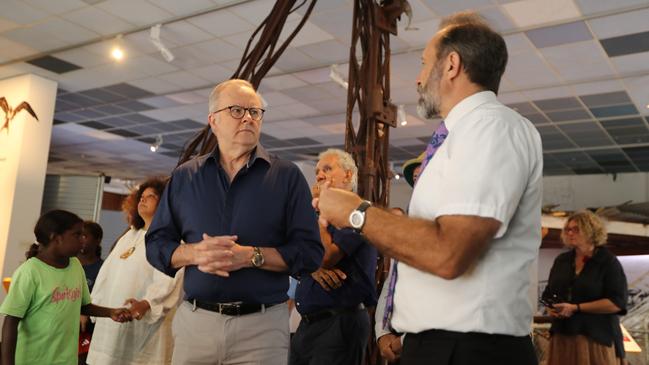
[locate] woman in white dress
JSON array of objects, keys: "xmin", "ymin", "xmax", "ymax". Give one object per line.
[{"xmin": 87, "ymin": 177, "xmax": 183, "ymax": 365}]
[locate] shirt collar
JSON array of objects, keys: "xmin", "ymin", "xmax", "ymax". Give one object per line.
[
  {"xmin": 443, "ymin": 90, "xmax": 497, "ymax": 132},
  {"xmin": 208, "ymin": 143, "xmax": 271, "ymax": 168}
]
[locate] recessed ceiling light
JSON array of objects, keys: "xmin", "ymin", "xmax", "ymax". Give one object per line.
[{"xmin": 111, "ymin": 47, "xmax": 124, "ymax": 61}]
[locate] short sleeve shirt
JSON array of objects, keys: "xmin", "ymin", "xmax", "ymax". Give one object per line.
[
  {"xmin": 393, "ymin": 91, "xmax": 544, "ymax": 336},
  {"xmin": 0, "ymin": 257, "xmax": 91, "ymax": 365}
]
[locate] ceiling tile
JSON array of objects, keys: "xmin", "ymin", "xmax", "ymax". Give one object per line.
[
  {"xmin": 188, "ymin": 9, "xmax": 254, "ymax": 37},
  {"xmin": 3, "ymin": 25, "xmax": 68, "ymax": 51},
  {"xmin": 504, "ymin": 51, "xmax": 560, "ymax": 88},
  {"xmin": 297, "ymin": 40, "xmax": 348, "ymax": 66},
  {"xmin": 24, "ymin": 0, "xmax": 86, "ymax": 15},
  {"xmin": 0, "ymin": 0, "xmax": 49, "ymax": 24},
  {"xmin": 589, "ymin": 104, "xmax": 638, "ymax": 118},
  {"xmin": 97, "ymin": 0, "xmax": 173, "ymax": 26},
  {"xmin": 588, "ymin": 7, "xmax": 649, "ymax": 39},
  {"xmin": 479, "ymin": 6, "xmax": 517, "ymax": 32},
  {"xmin": 600, "ymin": 30, "xmax": 649, "ymax": 57},
  {"xmin": 395, "ymin": 18, "xmax": 442, "ymax": 47},
  {"xmin": 128, "ymin": 77, "xmax": 182, "ymax": 94},
  {"xmin": 502, "ymin": 0, "xmax": 582, "ymax": 28},
  {"xmin": 158, "ymin": 70, "xmax": 209, "ymax": 89},
  {"xmin": 610, "ymin": 51, "xmax": 649, "ymax": 74},
  {"xmin": 152, "ymin": 0, "xmax": 214, "ymax": 16},
  {"xmin": 541, "ymin": 40, "xmax": 615, "ymax": 82},
  {"xmin": 27, "ymin": 55, "xmax": 82, "ymax": 74},
  {"xmin": 600, "ymin": 117, "xmax": 646, "ymax": 128},
  {"xmin": 579, "ymin": 91, "xmax": 631, "ymax": 107},
  {"xmin": 504, "ymin": 33, "xmax": 535, "ymax": 54},
  {"xmin": 534, "ymin": 97, "xmax": 582, "ymax": 111},
  {"xmin": 523, "ymin": 113, "xmax": 551, "ymax": 125},
  {"xmin": 546, "ymin": 109, "xmax": 592, "ymax": 122},
  {"xmin": 526, "ymin": 21, "xmax": 592, "ymax": 48},
  {"xmin": 507, "ymin": 102, "xmax": 538, "ymax": 114},
  {"xmin": 62, "ymin": 6, "xmax": 135, "ymax": 36},
  {"xmin": 104, "ymin": 83, "xmax": 154, "ymax": 99},
  {"xmin": 422, "ymin": 0, "xmax": 493, "ymax": 15},
  {"xmin": 280, "ymin": 20, "xmax": 334, "ymax": 48}
]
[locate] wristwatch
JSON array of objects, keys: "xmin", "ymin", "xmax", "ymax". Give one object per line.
[
  {"xmin": 251, "ymin": 247, "xmax": 264, "ymax": 268},
  {"xmin": 349, "ymin": 200, "xmax": 372, "ymax": 233}
]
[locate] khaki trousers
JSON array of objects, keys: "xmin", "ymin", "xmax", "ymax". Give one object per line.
[{"xmin": 171, "ymin": 300, "xmax": 289, "ymax": 365}]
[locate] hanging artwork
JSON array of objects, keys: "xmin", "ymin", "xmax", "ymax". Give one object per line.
[{"xmin": 0, "ymin": 96, "xmax": 39, "ymax": 133}]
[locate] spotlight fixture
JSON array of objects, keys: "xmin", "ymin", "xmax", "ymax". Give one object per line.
[
  {"xmin": 150, "ymin": 24, "xmax": 175, "ymax": 62},
  {"xmin": 150, "ymin": 134, "xmax": 163, "ymax": 152},
  {"xmin": 111, "ymin": 47, "xmax": 124, "ymax": 61},
  {"xmin": 397, "ymin": 104, "xmax": 408, "ymax": 126},
  {"xmin": 110, "ymin": 34, "xmax": 125, "ymax": 61},
  {"xmin": 329, "ymin": 64, "xmax": 348, "ymax": 90}
]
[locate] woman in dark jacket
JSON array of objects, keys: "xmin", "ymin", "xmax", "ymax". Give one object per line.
[{"xmin": 542, "ymin": 210, "xmax": 628, "ymax": 365}]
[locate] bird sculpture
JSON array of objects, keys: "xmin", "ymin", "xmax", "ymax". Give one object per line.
[{"xmin": 0, "ymin": 97, "xmax": 39, "ymax": 133}]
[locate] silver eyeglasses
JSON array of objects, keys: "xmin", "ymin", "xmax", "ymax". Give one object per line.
[{"xmin": 213, "ymin": 105, "xmax": 265, "ymax": 121}]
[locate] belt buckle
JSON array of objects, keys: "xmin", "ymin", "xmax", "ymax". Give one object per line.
[{"xmin": 219, "ymin": 302, "xmax": 242, "ymax": 315}]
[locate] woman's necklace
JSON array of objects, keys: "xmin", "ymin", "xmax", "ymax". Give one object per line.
[{"xmin": 119, "ymin": 230, "xmax": 145, "ymax": 260}]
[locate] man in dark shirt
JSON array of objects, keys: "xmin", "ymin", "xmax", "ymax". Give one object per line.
[
  {"xmin": 290, "ymin": 148, "xmax": 377, "ymax": 365},
  {"xmin": 145, "ymin": 79, "xmax": 323, "ymax": 365}
]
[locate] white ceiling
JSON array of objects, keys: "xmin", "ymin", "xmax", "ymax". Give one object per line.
[{"xmin": 1, "ymin": 0, "xmax": 649, "ymax": 179}]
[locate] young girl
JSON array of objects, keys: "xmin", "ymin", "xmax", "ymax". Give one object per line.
[{"xmin": 0, "ymin": 210, "xmax": 132, "ymax": 365}]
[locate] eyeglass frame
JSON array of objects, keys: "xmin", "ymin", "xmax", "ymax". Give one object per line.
[
  {"xmin": 211, "ymin": 105, "xmax": 265, "ymax": 122},
  {"xmin": 564, "ymin": 226, "xmax": 580, "ymax": 234}
]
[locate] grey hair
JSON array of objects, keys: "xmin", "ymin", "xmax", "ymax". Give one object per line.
[
  {"xmin": 318, "ymin": 148, "xmax": 358, "ymax": 191},
  {"xmin": 208, "ymin": 79, "xmax": 256, "ymax": 113}
]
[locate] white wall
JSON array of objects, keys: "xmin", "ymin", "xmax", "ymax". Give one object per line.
[{"xmin": 0, "ymin": 74, "xmax": 57, "ymax": 282}]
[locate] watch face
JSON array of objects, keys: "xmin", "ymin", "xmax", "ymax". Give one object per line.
[{"xmin": 350, "ymin": 211, "xmax": 363, "ymax": 228}]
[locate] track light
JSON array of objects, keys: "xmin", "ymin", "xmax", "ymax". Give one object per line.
[
  {"xmin": 150, "ymin": 134, "xmax": 163, "ymax": 152},
  {"xmin": 329, "ymin": 64, "xmax": 348, "ymax": 89},
  {"xmin": 150, "ymin": 24, "xmax": 174, "ymax": 62},
  {"xmin": 110, "ymin": 34, "xmax": 125, "ymax": 61}
]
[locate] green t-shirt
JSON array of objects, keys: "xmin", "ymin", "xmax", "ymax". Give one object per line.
[{"xmin": 0, "ymin": 257, "xmax": 91, "ymax": 365}]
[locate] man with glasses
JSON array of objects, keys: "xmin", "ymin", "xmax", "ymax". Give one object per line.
[{"xmin": 146, "ymin": 79, "xmax": 323, "ymax": 365}]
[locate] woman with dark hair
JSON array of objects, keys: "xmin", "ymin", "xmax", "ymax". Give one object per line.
[
  {"xmin": 87, "ymin": 177, "xmax": 183, "ymax": 365},
  {"xmin": 542, "ymin": 210, "xmax": 628, "ymax": 365}
]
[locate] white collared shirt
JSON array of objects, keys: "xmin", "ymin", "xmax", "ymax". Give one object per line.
[{"xmin": 392, "ymin": 91, "xmax": 543, "ymax": 336}]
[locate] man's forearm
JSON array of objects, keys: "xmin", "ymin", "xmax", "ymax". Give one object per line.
[
  {"xmin": 259, "ymin": 247, "xmax": 289, "ymax": 272},
  {"xmin": 170, "ymin": 244, "xmax": 195, "ymax": 269},
  {"xmin": 360, "ymin": 207, "xmax": 498, "ymax": 279}
]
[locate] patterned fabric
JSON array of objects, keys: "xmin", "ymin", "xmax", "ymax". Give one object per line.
[
  {"xmin": 417, "ymin": 121, "xmax": 448, "ymax": 180},
  {"xmin": 382, "ymin": 121, "xmax": 449, "ymax": 330}
]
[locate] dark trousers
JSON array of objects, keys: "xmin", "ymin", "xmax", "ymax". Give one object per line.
[
  {"xmin": 401, "ymin": 329, "xmax": 538, "ymax": 365},
  {"xmin": 289, "ymin": 309, "xmax": 370, "ymax": 365}
]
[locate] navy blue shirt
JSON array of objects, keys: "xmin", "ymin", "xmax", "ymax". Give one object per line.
[
  {"xmin": 145, "ymin": 145, "xmax": 323, "ymax": 304},
  {"xmin": 82, "ymin": 259, "xmax": 103, "ymax": 292},
  {"xmin": 295, "ymin": 226, "xmax": 377, "ymax": 314}
]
